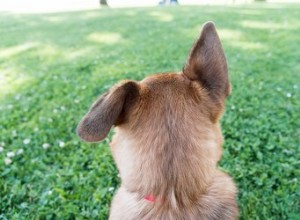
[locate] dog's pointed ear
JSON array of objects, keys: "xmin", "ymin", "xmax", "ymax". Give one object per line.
[
  {"xmin": 183, "ymin": 22, "xmax": 230, "ymax": 100},
  {"xmin": 77, "ymin": 80, "xmax": 140, "ymax": 142}
]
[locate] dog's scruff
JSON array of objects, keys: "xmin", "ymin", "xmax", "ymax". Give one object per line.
[{"xmin": 77, "ymin": 22, "xmax": 238, "ymax": 219}]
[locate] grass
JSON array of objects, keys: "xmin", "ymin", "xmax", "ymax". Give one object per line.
[{"xmin": 0, "ymin": 3, "xmax": 299, "ymax": 219}]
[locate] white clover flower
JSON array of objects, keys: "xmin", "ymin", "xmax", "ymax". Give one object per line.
[
  {"xmin": 0, "ymin": 146, "xmax": 4, "ymax": 153},
  {"xmin": 60, "ymin": 106, "xmax": 66, "ymax": 111},
  {"xmin": 48, "ymin": 118, "xmax": 53, "ymax": 123},
  {"xmin": 23, "ymin": 139, "xmax": 30, "ymax": 145},
  {"xmin": 53, "ymin": 109, "xmax": 58, "ymax": 114},
  {"xmin": 12, "ymin": 130, "xmax": 17, "ymax": 137},
  {"xmin": 108, "ymin": 187, "xmax": 115, "ymax": 192},
  {"xmin": 4, "ymin": 158, "xmax": 12, "ymax": 165},
  {"xmin": 58, "ymin": 141, "xmax": 65, "ymax": 148},
  {"xmin": 286, "ymin": 93, "xmax": 292, "ymax": 98},
  {"xmin": 16, "ymin": 149, "xmax": 24, "ymax": 155},
  {"xmin": 293, "ymin": 85, "xmax": 298, "ymax": 89},
  {"xmin": 15, "ymin": 95, "xmax": 21, "ymax": 100},
  {"xmin": 231, "ymin": 106, "xmax": 236, "ymax": 110},
  {"xmin": 7, "ymin": 151, "xmax": 15, "ymax": 158},
  {"xmin": 42, "ymin": 143, "xmax": 51, "ymax": 149},
  {"xmin": 0, "ymin": 142, "xmax": 4, "ymax": 147},
  {"xmin": 34, "ymin": 127, "xmax": 39, "ymax": 132},
  {"xmin": 74, "ymin": 99, "xmax": 80, "ymax": 104},
  {"xmin": 7, "ymin": 104, "xmax": 13, "ymax": 109}
]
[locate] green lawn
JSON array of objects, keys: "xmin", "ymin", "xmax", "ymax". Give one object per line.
[{"xmin": 0, "ymin": 3, "xmax": 299, "ymax": 219}]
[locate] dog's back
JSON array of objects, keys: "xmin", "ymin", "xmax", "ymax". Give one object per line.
[{"xmin": 77, "ymin": 22, "xmax": 238, "ymax": 219}]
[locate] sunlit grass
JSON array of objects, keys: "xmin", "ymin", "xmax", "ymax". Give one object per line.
[
  {"xmin": 241, "ymin": 20, "xmax": 288, "ymax": 29},
  {"xmin": 0, "ymin": 42, "xmax": 39, "ymax": 59},
  {"xmin": 149, "ymin": 11, "xmax": 174, "ymax": 22},
  {"xmin": 218, "ymin": 29, "xmax": 243, "ymax": 40},
  {"xmin": 0, "ymin": 3, "xmax": 299, "ymax": 219},
  {"xmin": 87, "ymin": 32, "xmax": 124, "ymax": 44}
]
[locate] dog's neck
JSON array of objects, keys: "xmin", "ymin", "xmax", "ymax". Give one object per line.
[{"xmin": 111, "ymin": 122, "xmax": 222, "ymax": 208}]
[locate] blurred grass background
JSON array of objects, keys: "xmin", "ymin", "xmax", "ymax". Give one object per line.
[{"xmin": 0, "ymin": 3, "xmax": 299, "ymax": 219}]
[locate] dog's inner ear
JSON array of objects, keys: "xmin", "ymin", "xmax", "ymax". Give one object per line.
[
  {"xmin": 77, "ymin": 81, "xmax": 140, "ymax": 142},
  {"xmin": 183, "ymin": 22, "xmax": 230, "ymax": 100}
]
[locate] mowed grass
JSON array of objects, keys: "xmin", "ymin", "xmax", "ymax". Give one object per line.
[{"xmin": 0, "ymin": 3, "xmax": 299, "ymax": 219}]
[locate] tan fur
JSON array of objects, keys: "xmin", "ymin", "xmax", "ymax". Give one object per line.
[{"xmin": 77, "ymin": 22, "xmax": 238, "ymax": 219}]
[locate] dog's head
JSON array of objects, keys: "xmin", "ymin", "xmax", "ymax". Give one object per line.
[{"xmin": 77, "ymin": 22, "xmax": 229, "ymax": 145}]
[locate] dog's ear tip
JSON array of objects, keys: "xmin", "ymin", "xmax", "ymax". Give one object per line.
[
  {"xmin": 203, "ymin": 21, "xmax": 216, "ymax": 28},
  {"xmin": 76, "ymin": 123, "xmax": 90, "ymax": 142},
  {"xmin": 201, "ymin": 21, "xmax": 218, "ymax": 35},
  {"xmin": 76, "ymin": 122, "xmax": 106, "ymax": 143},
  {"xmin": 76, "ymin": 124, "xmax": 87, "ymax": 142}
]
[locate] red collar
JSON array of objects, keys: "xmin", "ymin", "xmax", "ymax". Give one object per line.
[{"xmin": 144, "ymin": 194, "xmax": 156, "ymax": 202}]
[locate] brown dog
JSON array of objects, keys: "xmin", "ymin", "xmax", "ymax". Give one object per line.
[{"xmin": 77, "ymin": 21, "xmax": 238, "ymax": 219}]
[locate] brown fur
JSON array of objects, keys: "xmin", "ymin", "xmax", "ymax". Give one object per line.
[{"xmin": 77, "ymin": 22, "xmax": 238, "ymax": 219}]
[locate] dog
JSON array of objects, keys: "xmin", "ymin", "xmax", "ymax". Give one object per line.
[{"xmin": 77, "ymin": 21, "xmax": 238, "ymax": 220}]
